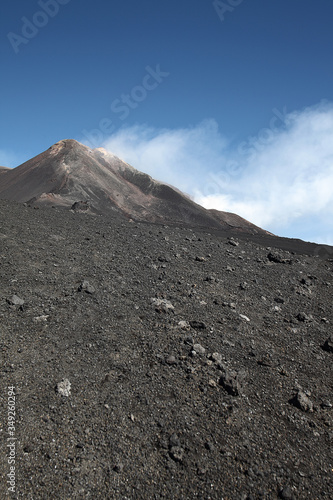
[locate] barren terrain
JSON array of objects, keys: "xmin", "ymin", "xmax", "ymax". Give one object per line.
[{"xmin": 0, "ymin": 199, "xmax": 332, "ymax": 499}]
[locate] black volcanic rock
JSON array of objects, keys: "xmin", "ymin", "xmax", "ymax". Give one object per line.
[
  {"xmin": 0, "ymin": 139, "xmax": 269, "ymax": 234},
  {"xmin": 0, "ymin": 198, "xmax": 332, "ymax": 499}
]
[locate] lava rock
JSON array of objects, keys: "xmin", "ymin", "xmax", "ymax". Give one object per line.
[
  {"xmin": 192, "ymin": 344, "xmax": 206, "ymax": 355},
  {"xmin": 290, "ymin": 391, "xmax": 313, "ymax": 412},
  {"xmin": 7, "ymin": 295, "xmax": 25, "ymax": 306},
  {"xmin": 169, "ymin": 446, "xmax": 184, "ymax": 463},
  {"xmin": 151, "ymin": 298, "xmax": 174, "ymax": 313},
  {"xmin": 268, "ymin": 252, "xmax": 291, "ymax": 264},
  {"xmin": 219, "ymin": 369, "xmax": 246, "ymax": 396},
  {"xmin": 56, "ymin": 379, "xmax": 71, "ymax": 397},
  {"xmin": 78, "ymin": 280, "xmax": 95, "ymax": 294},
  {"xmin": 322, "ymin": 335, "xmax": 333, "ymax": 353},
  {"xmin": 189, "ymin": 320, "xmax": 206, "ymax": 330}
]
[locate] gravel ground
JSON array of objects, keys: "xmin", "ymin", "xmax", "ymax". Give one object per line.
[{"xmin": 0, "ymin": 200, "xmax": 332, "ymax": 499}]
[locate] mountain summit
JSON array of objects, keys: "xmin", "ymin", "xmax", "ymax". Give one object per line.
[{"xmin": 0, "ymin": 139, "xmax": 268, "ymax": 234}]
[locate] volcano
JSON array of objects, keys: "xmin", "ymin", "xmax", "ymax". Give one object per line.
[
  {"xmin": 0, "ymin": 139, "xmax": 269, "ymax": 234},
  {"xmin": 0, "ymin": 140, "xmax": 332, "ymax": 499}
]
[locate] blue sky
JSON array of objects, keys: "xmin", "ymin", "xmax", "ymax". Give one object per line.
[{"xmin": 1, "ymin": 0, "xmax": 333, "ymax": 244}]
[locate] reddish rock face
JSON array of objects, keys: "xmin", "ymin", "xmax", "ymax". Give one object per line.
[{"xmin": 0, "ymin": 139, "xmax": 269, "ymax": 234}]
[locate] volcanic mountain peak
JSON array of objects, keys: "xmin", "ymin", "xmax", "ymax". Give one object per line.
[{"xmin": 0, "ymin": 139, "xmax": 269, "ymax": 234}]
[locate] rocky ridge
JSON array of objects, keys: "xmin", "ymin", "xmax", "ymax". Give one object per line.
[{"xmin": 0, "ymin": 139, "xmax": 270, "ymax": 235}]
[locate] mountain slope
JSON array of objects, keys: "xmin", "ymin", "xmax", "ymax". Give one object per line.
[
  {"xmin": 0, "ymin": 139, "xmax": 270, "ymax": 234},
  {"xmin": 0, "ymin": 197, "xmax": 332, "ymax": 499}
]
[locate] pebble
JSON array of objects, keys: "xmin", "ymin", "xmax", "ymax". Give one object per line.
[
  {"xmin": 184, "ymin": 335, "xmax": 194, "ymax": 345},
  {"xmin": 178, "ymin": 320, "xmax": 190, "ymax": 330},
  {"xmin": 219, "ymin": 369, "xmax": 246, "ymax": 396},
  {"xmin": 113, "ymin": 462, "xmax": 124, "ymax": 473},
  {"xmin": 166, "ymin": 355, "xmax": 177, "ymax": 365},
  {"xmin": 151, "ymin": 298, "xmax": 174, "ymax": 313},
  {"xmin": 189, "ymin": 320, "xmax": 207, "ymax": 330},
  {"xmin": 267, "ymin": 252, "xmax": 291, "ymax": 264},
  {"xmin": 169, "ymin": 433, "xmax": 180, "ymax": 447},
  {"xmin": 211, "ymin": 352, "xmax": 223, "ymax": 363},
  {"xmin": 322, "ymin": 335, "xmax": 333, "ymax": 353},
  {"xmin": 291, "ymin": 391, "xmax": 313, "ymax": 412},
  {"xmin": 56, "ymin": 378, "xmax": 71, "ymax": 397},
  {"xmin": 296, "ymin": 312, "xmax": 311, "ymax": 322},
  {"xmin": 279, "ymin": 485, "xmax": 295, "ymax": 500},
  {"xmin": 7, "ymin": 295, "xmax": 25, "ymax": 306},
  {"xmin": 78, "ymin": 280, "xmax": 95, "ymax": 294},
  {"xmin": 192, "ymin": 344, "xmax": 206, "ymax": 355},
  {"xmin": 169, "ymin": 446, "xmax": 184, "ymax": 462}
]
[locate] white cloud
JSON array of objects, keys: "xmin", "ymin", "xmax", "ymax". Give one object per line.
[
  {"xmin": 195, "ymin": 101, "xmax": 333, "ymax": 240},
  {"xmin": 95, "ymin": 101, "xmax": 333, "ymax": 244},
  {"xmin": 101, "ymin": 120, "xmax": 229, "ymax": 195}
]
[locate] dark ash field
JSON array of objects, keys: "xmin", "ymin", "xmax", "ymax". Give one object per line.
[{"xmin": 0, "ymin": 198, "xmax": 332, "ymax": 499}]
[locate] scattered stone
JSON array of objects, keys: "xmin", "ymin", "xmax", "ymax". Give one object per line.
[
  {"xmin": 257, "ymin": 356, "xmax": 273, "ymax": 367},
  {"xmin": 205, "ymin": 441, "xmax": 215, "ymax": 451},
  {"xmin": 169, "ymin": 433, "xmax": 181, "ymax": 447},
  {"xmin": 56, "ymin": 378, "xmax": 71, "ymax": 397},
  {"xmin": 267, "ymin": 251, "xmax": 292, "ymax": 264},
  {"xmin": 192, "ymin": 343, "xmax": 206, "ymax": 355},
  {"xmin": 33, "ymin": 315, "xmax": 49, "ymax": 323},
  {"xmin": 322, "ymin": 335, "xmax": 333, "ymax": 353},
  {"xmin": 158, "ymin": 255, "xmax": 170, "ymax": 263},
  {"xmin": 279, "ymin": 485, "xmax": 295, "ymax": 500},
  {"xmin": 320, "ymin": 400, "xmax": 332, "ymax": 409},
  {"xmin": 228, "ymin": 238, "xmax": 239, "ymax": 247},
  {"xmin": 184, "ymin": 335, "xmax": 194, "ymax": 346},
  {"xmin": 178, "ymin": 320, "xmax": 190, "ymax": 330},
  {"xmin": 290, "ymin": 391, "xmax": 313, "ymax": 412},
  {"xmin": 78, "ymin": 280, "xmax": 95, "ymax": 294},
  {"xmin": 239, "ymin": 314, "xmax": 250, "ymax": 322},
  {"xmin": 219, "ymin": 369, "xmax": 246, "ymax": 396},
  {"xmin": 189, "ymin": 320, "xmax": 206, "ymax": 330},
  {"xmin": 169, "ymin": 446, "xmax": 184, "ymax": 463},
  {"xmin": 211, "ymin": 352, "xmax": 223, "ymax": 363},
  {"xmin": 296, "ymin": 312, "xmax": 311, "ymax": 322},
  {"xmin": 113, "ymin": 462, "xmax": 124, "ymax": 473},
  {"xmin": 7, "ymin": 295, "xmax": 25, "ymax": 306},
  {"xmin": 195, "ymin": 256, "xmax": 206, "ymax": 262},
  {"xmin": 166, "ymin": 355, "xmax": 177, "ymax": 365},
  {"xmin": 151, "ymin": 298, "xmax": 174, "ymax": 313}
]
